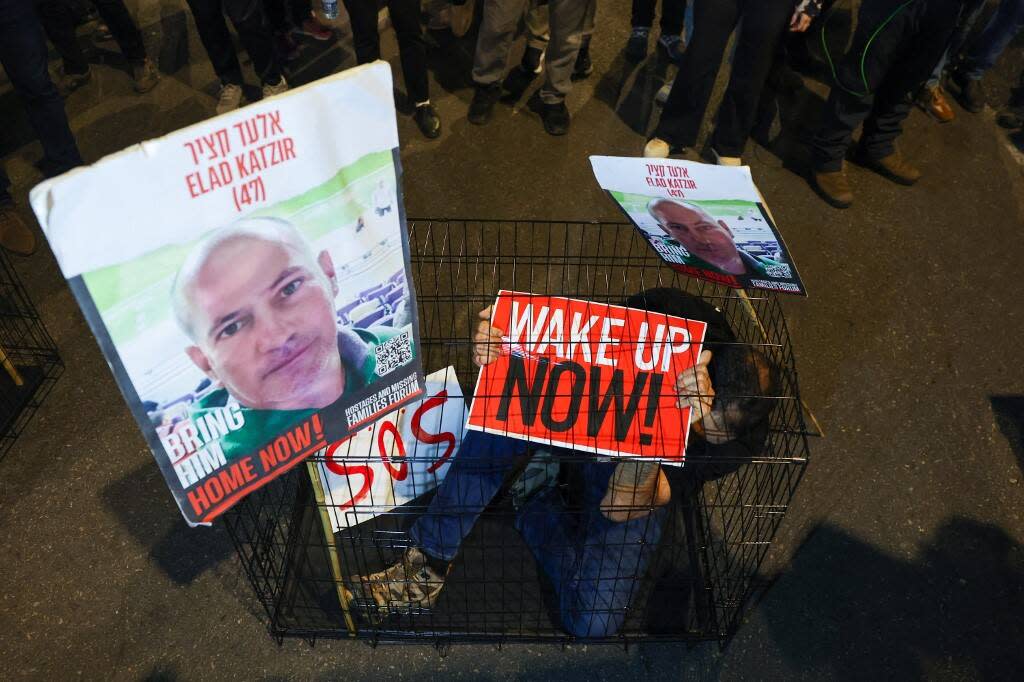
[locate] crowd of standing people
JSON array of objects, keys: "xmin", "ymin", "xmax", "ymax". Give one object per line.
[{"xmin": 2, "ymin": 0, "xmax": 1023, "ymax": 254}]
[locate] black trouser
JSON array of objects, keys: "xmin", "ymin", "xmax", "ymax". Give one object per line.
[
  {"xmin": 36, "ymin": 0, "xmax": 146, "ymax": 75},
  {"xmin": 185, "ymin": 0, "xmax": 281, "ymax": 85},
  {"xmin": 265, "ymin": 0, "xmax": 311, "ymax": 31},
  {"xmin": 811, "ymin": 0, "xmax": 960, "ymax": 171},
  {"xmin": 654, "ymin": 0, "xmax": 793, "ymax": 157},
  {"xmin": 342, "ymin": 0, "xmax": 428, "ymax": 104},
  {"xmin": 631, "ymin": 0, "xmax": 685, "ymax": 35},
  {"xmin": 0, "ymin": 0, "xmax": 82, "ymax": 203}
]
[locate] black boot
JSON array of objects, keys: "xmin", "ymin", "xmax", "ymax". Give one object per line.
[
  {"xmin": 468, "ymin": 82, "xmax": 501, "ymax": 125},
  {"xmin": 527, "ymin": 91, "xmax": 570, "ymax": 136}
]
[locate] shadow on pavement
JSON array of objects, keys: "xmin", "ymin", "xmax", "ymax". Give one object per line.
[{"xmin": 760, "ymin": 519, "xmax": 1024, "ymax": 679}]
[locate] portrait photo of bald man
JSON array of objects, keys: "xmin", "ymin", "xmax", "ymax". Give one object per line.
[
  {"xmin": 645, "ymin": 198, "xmax": 783, "ymax": 278},
  {"xmin": 171, "ymin": 216, "xmax": 411, "ymax": 460}
]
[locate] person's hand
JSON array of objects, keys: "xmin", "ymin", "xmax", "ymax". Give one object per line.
[
  {"xmin": 789, "ymin": 10, "xmax": 812, "ymax": 32},
  {"xmin": 473, "ymin": 305, "xmax": 503, "ymax": 367},
  {"xmin": 676, "ymin": 350, "xmax": 714, "ymax": 423}
]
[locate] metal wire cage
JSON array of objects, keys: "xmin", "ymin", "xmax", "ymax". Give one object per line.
[
  {"xmin": 222, "ymin": 219, "xmax": 811, "ymax": 646},
  {"xmin": 0, "ymin": 250, "xmax": 63, "ymax": 462}
]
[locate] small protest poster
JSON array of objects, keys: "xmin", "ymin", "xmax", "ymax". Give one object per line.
[
  {"xmin": 590, "ymin": 156, "xmax": 806, "ymax": 295},
  {"xmin": 315, "ymin": 366, "xmax": 466, "ymax": 531},
  {"xmin": 29, "ymin": 63, "xmax": 424, "ymax": 525},
  {"xmin": 465, "ymin": 292, "xmax": 707, "ymax": 464}
]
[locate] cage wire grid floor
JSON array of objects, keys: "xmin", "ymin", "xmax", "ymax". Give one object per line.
[{"xmin": 222, "ymin": 219, "xmax": 811, "ymax": 646}]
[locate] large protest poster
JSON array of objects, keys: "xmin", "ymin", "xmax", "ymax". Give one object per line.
[
  {"xmin": 29, "ymin": 63, "xmax": 424, "ymax": 525},
  {"xmin": 590, "ymin": 156, "xmax": 806, "ymax": 295},
  {"xmin": 315, "ymin": 366, "xmax": 466, "ymax": 531},
  {"xmin": 465, "ymin": 292, "xmax": 707, "ymax": 464}
]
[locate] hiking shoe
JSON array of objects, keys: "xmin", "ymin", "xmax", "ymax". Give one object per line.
[
  {"xmin": 294, "ymin": 15, "xmax": 334, "ymax": 41},
  {"xmin": 215, "ymin": 82, "xmax": 244, "ymax": 115},
  {"xmin": 600, "ymin": 461, "xmax": 671, "ymax": 523},
  {"xmin": 56, "ymin": 66, "xmax": 91, "ymax": 96},
  {"xmin": 572, "ymin": 37, "xmax": 593, "ymax": 80},
  {"xmin": 468, "ymin": 82, "xmax": 501, "ymax": 125},
  {"xmin": 0, "ymin": 203, "xmax": 36, "ymax": 256},
  {"xmin": 414, "ymin": 102, "xmax": 441, "ymax": 139},
  {"xmin": 350, "ymin": 547, "xmax": 449, "ymax": 621},
  {"xmin": 131, "ymin": 57, "xmax": 161, "ymax": 93},
  {"xmin": 952, "ymin": 71, "xmax": 985, "ymax": 113},
  {"xmin": 812, "ymin": 165, "xmax": 854, "ymax": 209},
  {"xmin": 527, "ymin": 91, "xmax": 570, "ymax": 135},
  {"xmin": 625, "ymin": 26, "xmax": 650, "ymax": 62},
  {"xmin": 657, "ymin": 33, "xmax": 685, "ymax": 63},
  {"xmin": 262, "ymin": 76, "xmax": 289, "ymax": 100},
  {"xmin": 916, "ymin": 84, "xmax": 954, "ymax": 123},
  {"xmin": 856, "ymin": 148, "xmax": 921, "ymax": 185},
  {"xmin": 997, "ymin": 107, "xmax": 1024, "ymax": 129}
]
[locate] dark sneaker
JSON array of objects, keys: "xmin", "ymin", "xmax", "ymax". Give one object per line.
[
  {"xmin": 997, "ymin": 106, "xmax": 1024, "ymax": 129},
  {"xmin": 131, "ymin": 58, "xmax": 160, "ymax": 93},
  {"xmin": 521, "ymin": 45, "xmax": 544, "ymax": 75},
  {"xmin": 812, "ymin": 166, "xmax": 854, "ymax": 209},
  {"xmin": 952, "ymin": 71, "xmax": 985, "ymax": 113},
  {"xmin": 625, "ymin": 26, "xmax": 650, "ymax": 62},
  {"xmin": 468, "ymin": 82, "xmax": 501, "ymax": 125},
  {"xmin": 350, "ymin": 547, "xmax": 449, "ymax": 622},
  {"xmin": 527, "ymin": 91, "xmax": 569, "ymax": 136},
  {"xmin": 657, "ymin": 33, "xmax": 685, "ymax": 63},
  {"xmin": 572, "ymin": 39, "xmax": 593, "ymax": 80},
  {"xmin": 56, "ymin": 66, "xmax": 91, "ymax": 96},
  {"xmin": 855, "ymin": 148, "xmax": 921, "ymax": 185},
  {"xmin": 502, "ymin": 65, "xmax": 537, "ymax": 100},
  {"xmin": 414, "ymin": 102, "xmax": 441, "ymax": 139},
  {"xmin": 915, "ymin": 84, "xmax": 955, "ymax": 123},
  {"xmin": 0, "ymin": 203, "xmax": 37, "ymax": 256}
]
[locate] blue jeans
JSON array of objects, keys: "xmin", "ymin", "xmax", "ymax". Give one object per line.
[
  {"xmin": 409, "ymin": 431, "xmax": 665, "ymax": 638},
  {"xmin": 926, "ymin": 0, "xmax": 987, "ymax": 87},
  {"xmin": 0, "ymin": 0, "xmax": 83, "ymax": 201},
  {"xmin": 962, "ymin": 0, "xmax": 1024, "ymax": 80}
]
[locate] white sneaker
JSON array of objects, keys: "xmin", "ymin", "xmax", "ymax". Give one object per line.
[
  {"xmin": 712, "ymin": 149, "xmax": 742, "ymax": 166},
  {"xmin": 262, "ymin": 76, "xmax": 289, "ymax": 100},
  {"xmin": 215, "ymin": 82, "xmax": 244, "ymax": 115},
  {"xmin": 655, "ymin": 79, "xmax": 673, "ymax": 105},
  {"xmin": 643, "ymin": 137, "xmax": 670, "ymax": 158}
]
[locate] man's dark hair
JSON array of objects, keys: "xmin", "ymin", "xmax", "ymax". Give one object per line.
[{"xmin": 624, "ymin": 287, "xmax": 780, "ymax": 439}]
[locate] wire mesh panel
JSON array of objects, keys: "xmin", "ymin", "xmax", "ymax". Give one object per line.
[
  {"xmin": 0, "ymin": 251, "xmax": 63, "ymax": 461},
  {"xmin": 223, "ymin": 219, "xmax": 810, "ymax": 645}
]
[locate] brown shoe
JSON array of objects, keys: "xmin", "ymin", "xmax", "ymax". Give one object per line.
[
  {"xmin": 0, "ymin": 204, "xmax": 37, "ymax": 256},
  {"xmin": 812, "ymin": 165, "xmax": 854, "ymax": 209},
  {"xmin": 917, "ymin": 85, "xmax": 955, "ymax": 123},
  {"xmin": 858, "ymin": 149, "xmax": 921, "ymax": 186}
]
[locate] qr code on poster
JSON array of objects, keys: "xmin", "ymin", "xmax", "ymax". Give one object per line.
[
  {"xmin": 375, "ymin": 330, "xmax": 413, "ymax": 376},
  {"xmin": 764, "ymin": 263, "xmax": 792, "ymax": 278}
]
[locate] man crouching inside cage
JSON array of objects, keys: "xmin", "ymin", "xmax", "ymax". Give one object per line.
[{"xmin": 350, "ymin": 288, "xmax": 778, "ymax": 638}]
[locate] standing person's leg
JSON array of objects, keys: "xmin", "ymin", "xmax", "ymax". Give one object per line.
[
  {"xmin": 185, "ymin": 0, "xmax": 245, "ymax": 86},
  {"xmin": 918, "ymin": 0, "xmax": 986, "ymax": 121},
  {"xmin": 341, "ymin": 0, "xmax": 383, "ymax": 63},
  {"xmin": 35, "ymin": 0, "xmax": 91, "ymax": 77},
  {"xmin": 91, "ymin": 0, "xmax": 160, "ymax": 91},
  {"xmin": 386, "ymin": 0, "xmax": 442, "ymax": 137},
  {"xmin": 655, "ymin": 0, "xmax": 686, "ymax": 62},
  {"xmin": 955, "ymin": 0, "xmax": 1024, "ymax": 111},
  {"xmin": 626, "ymin": 0, "xmax": 656, "ymax": 60},
  {"xmin": 526, "ymin": 0, "xmax": 587, "ymax": 136},
  {"xmin": 289, "ymin": 0, "xmax": 333, "ymax": 39},
  {"xmin": 648, "ymin": 0, "xmax": 738, "ymax": 155},
  {"xmin": 502, "ymin": 0, "xmax": 547, "ymax": 98},
  {"xmin": 221, "ymin": 0, "xmax": 284, "ymax": 87},
  {"xmin": 708, "ymin": 0, "xmax": 792, "ymax": 162},
  {"xmin": 468, "ymin": 0, "xmax": 529, "ymax": 124}
]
